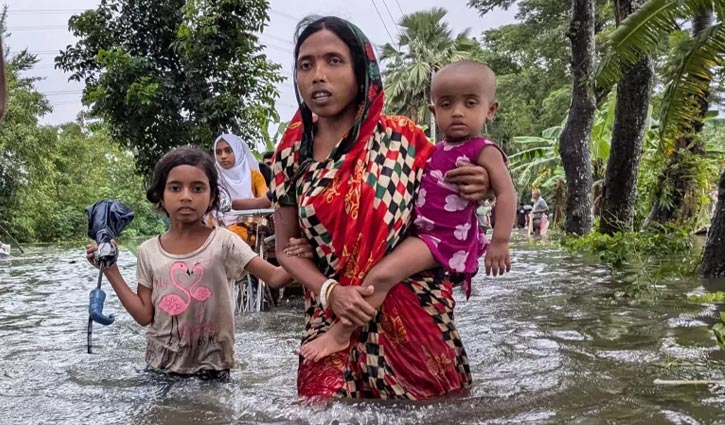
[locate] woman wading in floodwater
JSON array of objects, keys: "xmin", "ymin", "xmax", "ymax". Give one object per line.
[{"xmin": 272, "ymin": 16, "xmax": 491, "ymax": 399}]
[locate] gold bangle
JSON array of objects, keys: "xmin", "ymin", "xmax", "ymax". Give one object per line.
[
  {"xmin": 325, "ymin": 282, "xmax": 338, "ymax": 309},
  {"xmin": 319, "ymin": 278, "xmax": 337, "ymax": 309}
]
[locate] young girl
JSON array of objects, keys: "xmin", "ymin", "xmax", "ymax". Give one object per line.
[
  {"xmin": 300, "ymin": 60, "xmax": 517, "ymax": 361},
  {"xmin": 85, "ymin": 146, "xmax": 299, "ymax": 379}
]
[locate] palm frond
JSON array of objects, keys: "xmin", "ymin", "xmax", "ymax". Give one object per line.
[
  {"xmin": 660, "ymin": 23, "xmax": 725, "ymax": 140},
  {"xmin": 541, "ymin": 174, "xmax": 566, "ymax": 189},
  {"xmin": 715, "ymin": 0, "xmax": 725, "ymax": 22},
  {"xmin": 512, "ymin": 136, "xmax": 556, "ymax": 145},
  {"xmin": 381, "ymin": 43, "xmax": 401, "ymax": 61},
  {"xmin": 510, "ymin": 156, "xmax": 560, "ymax": 174},
  {"xmin": 508, "ymin": 146, "xmax": 556, "ymax": 163},
  {"xmin": 595, "ymin": 0, "xmax": 713, "ymax": 89},
  {"xmin": 541, "ymin": 126, "xmax": 563, "ymax": 140}
]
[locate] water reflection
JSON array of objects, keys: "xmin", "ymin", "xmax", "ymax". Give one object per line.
[{"xmin": 1, "ymin": 235, "xmax": 725, "ymax": 424}]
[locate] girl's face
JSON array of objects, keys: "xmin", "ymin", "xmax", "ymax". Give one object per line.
[
  {"xmin": 296, "ymin": 29, "xmax": 358, "ymax": 119},
  {"xmin": 215, "ymin": 140, "xmax": 235, "ymax": 170},
  {"xmin": 163, "ymin": 165, "xmax": 213, "ymax": 224}
]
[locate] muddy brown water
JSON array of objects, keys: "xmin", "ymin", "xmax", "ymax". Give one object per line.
[{"xmin": 1, "ymin": 233, "xmax": 725, "ymax": 424}]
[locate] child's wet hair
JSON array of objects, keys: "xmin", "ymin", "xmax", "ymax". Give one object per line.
[{"xmin": 146, "ymin": 146, "xmax": 220, "ymax": 214}]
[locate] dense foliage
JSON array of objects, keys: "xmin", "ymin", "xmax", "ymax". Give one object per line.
[{"xmin": 55, "ymin": 0, "xmax": 283, "ymax": 177}]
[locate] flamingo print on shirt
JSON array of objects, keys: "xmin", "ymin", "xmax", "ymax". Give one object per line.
[{"xmin": 158, "ymin": 261, "xmax": 213, "ymax": 345}]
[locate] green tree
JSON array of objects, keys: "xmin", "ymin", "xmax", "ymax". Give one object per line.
[
  {"xmin": 599, "ymin": 0, "xmax": 654, "ymax": 235},
  {"xmin": 596, "ymin": 0, "xmax": 725, "ymax": 226},
  {"xmin": 56, "ymin": 0, "xmax": 284, "ymax": 177},
  {"xmin": 470, "ymin": 0, "xmax": 573, "ymax": 146},
  {"xmin": 0, "ymin": 44, "xmax": 55, "ymax": 241},
  {"xmin": 559, "ymin": 0, "xmax": 597, "ymax": 234},
  {"xmin": 380, "ymin": 7, "xmax": 482, "ymax": 136},
  {"xmin": 34, "ymin": 122, "xmax": 164, "ymax": 242},
  {"xmin": 702, "ymin": 167, "xmax": 724, "ymax": 277}
]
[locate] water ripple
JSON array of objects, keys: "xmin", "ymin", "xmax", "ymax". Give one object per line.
[{"xmin": 1, "ymin": 237, "xmax": 725, "ymax": 423}]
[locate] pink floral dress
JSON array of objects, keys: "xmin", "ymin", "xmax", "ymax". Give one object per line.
[{"xmin": 414, "ymin": 137, "xmax": 504, "ymax": 297}]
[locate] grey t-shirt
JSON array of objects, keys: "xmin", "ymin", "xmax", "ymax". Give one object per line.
[
  {"xmin": 136, "ymin": 227, "xmax": 257, "ymax": 373},
  {"xmin": 532, "ymin": 197, "xmax": 548, "ymax": 213}
]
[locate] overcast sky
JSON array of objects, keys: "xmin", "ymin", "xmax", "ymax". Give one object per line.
[{"xmin": 4, "ymin": 0, "xmax": 516, "ymax": 126}]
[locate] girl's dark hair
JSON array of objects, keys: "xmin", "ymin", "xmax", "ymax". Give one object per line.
[
  {"xmin": 146, "ymin": 146, "xmax": 220, "ymax": 214},
  {"xmin": 293, "ymin": 16, "xmax": 367, "ymax": 105}
]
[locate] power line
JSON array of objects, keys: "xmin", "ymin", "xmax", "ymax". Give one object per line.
[
  {"xmin": 269, "ymin": 9, "xmax": 299, "ymax": 23},
  {"xmin": 7, "ymin": 25, "xmax": 66, "ymax": 32},
  {"xmin": 394, "ymin": 0, "xmax": 405, "ymax": 17},
  {"xmin": 262, "ymin": 33, "xmax": 293, "ymax": 46},
  {"xmin": 50, "ymin": 100, "xmax": 83, "ymax": 106},
  {"xmin": 380, "ymin": 0, "xmax": 402, "ymax": 40},
  {"xmin": 29, "ymin": 51, "xmax": 60, "ymax": 55},
  {"xmin": 9, "ymin": 9, "xmax": 86, "ymax": 14},
  {"xmin": 369, "ymin": 0, "xmax": 395, "ymax": 45}
]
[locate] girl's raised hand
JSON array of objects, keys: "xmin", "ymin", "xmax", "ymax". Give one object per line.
[
  {"xmin": 86, "ymin": 242, "xmax": 100, "ymax": 268},
  {"xmin": 85, "ymin": 240, "xmax": 117, "ymax": 269}
]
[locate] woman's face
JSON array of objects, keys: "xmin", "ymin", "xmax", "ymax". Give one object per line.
[
  {"xmin": 296, "ymin": 29, "xmax": 358, "ymax": 119},
  {"xmin": 215, "ymin": 140, "xmax": 235, "ymax": 170}
]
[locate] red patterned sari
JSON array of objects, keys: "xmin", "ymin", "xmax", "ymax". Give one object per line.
[{"xmin": 272, "ymin": 21, "xmax": 471, "ymax": 400}]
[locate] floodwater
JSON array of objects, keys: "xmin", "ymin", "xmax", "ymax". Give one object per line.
[{"xmin": 1, "ymin": 233, "xmax": 725, "ymax": 424}]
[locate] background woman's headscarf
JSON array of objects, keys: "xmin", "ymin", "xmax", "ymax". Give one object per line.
[{"xmin": 214, "ymin": 133, "xmax": 259, "ymax": 200}]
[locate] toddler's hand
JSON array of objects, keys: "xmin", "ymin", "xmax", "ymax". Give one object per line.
[{"xmin": 485, "ymin": 241, "xmax": 511, "ymax": 276}]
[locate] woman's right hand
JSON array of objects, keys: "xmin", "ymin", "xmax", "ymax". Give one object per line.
[{"xmin": 328, "ymin": 285, "xmax": 376, "ymax": 327}]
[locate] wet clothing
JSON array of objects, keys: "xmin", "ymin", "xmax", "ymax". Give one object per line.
[
  {"xmin": 136, "ymin": 227, "xmax": 256, "ymax": 374},
  {"xmin": 271, "ymin": 20, "xmax": 471, "ymax": 400},
  {"xmin": 147, "ymin": 366, "xmax": 231, "ymax": 382}
]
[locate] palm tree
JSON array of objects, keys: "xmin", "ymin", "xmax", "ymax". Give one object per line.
[
  {"xmin": 596, "ymin": 0, "xmax": 724, "ymax": 226},
  {"xmin": 380, "ymin": 8, "xmax": 482, "ymax": 136}
]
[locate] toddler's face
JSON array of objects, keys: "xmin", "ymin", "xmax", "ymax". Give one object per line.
[{"xmin": 430, "ymin": 72, "xmax": 498, "ymax": 142}]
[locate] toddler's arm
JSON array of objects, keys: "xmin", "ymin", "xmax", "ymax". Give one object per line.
[{"xmin": 476, "ymin": 146, "xmax": 516, "ymax": 275}]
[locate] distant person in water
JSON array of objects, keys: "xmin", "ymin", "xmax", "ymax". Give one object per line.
[{"xmin": 528, "ymin": 188, "xmax": 549, "ymax": 236}]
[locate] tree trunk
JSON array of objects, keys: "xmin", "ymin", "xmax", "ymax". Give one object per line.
[
  {"xmin": 646, "ymin": 9, "xmax": 712, "ymax": 226},
  {"xmin": 702, "ymin": 168, "xmax": 725, "ymax": 278},
  {"xmin": 599, "ymin": 0, "xmax": 653, "ymax": 235},
  {"xmin": 559, "ymin": 0, "xmax": 596, "ymax": 234}
]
